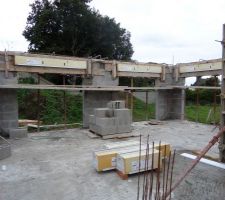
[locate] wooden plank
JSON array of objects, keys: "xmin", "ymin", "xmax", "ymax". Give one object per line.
[
  {"xmin": 15, "ymin": 55, "xmax": 87, "ymax": 69},
  {"xmin": 102, "ymin": 132, "xmax": 140, "ymax": 140},
  {"xmin": 117, "ymin": 71, "xmax": 160, "ymax": 78},
  {"xmin": 0, "ymin": 64, "xmax": 86, "ymax": 75},
  {"xmin": 87, "ymin": 132, "xmax": 101, "ymax": 139},
  {"xmin": 177, "ymin": 59, "xmax": 222, "ymax": 74},
  {"xmin": 117, "ymin": 62, "xmax": 162, "ymax": 73},
  {"xmin": 174, "ymin": 86, "xmax": 220, "ymax": 90}
]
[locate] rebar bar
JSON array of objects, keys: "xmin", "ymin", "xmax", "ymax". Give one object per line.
[
  {"xmin": 162, "ymin": 145, "xmax": 167, "ymax": 199},
  {"xmin": 169, "ymin": 150, "xmax": 176, "ymax": 200},
  {"xmin": 142, "ymin": 136, "xmax": 149, "ymax": 200},
  {"xmin": 155, "ymin": 141, "xmax": 161, "ymax": 200},
  {"xmin": 164, "ymin": 150, "xmax": 171, "ymax": 199},
  {"xmin": 149, "ymin": 141, "xmax": 155, "ymax": 200},
  {"xmin": 137, "ymin": 134, "xmax": 142, "ymax": 200}
]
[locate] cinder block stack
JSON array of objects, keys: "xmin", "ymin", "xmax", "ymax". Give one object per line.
[{"xmin": 89, "ymin": 100, "xmax": 132, "ymax": 136}]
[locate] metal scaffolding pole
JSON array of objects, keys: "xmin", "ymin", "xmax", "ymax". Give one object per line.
[{"xmin": 220, "ymin": 24, "xmax": 225, "ymax": 162}]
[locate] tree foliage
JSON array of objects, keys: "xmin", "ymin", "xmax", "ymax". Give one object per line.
[
  {"xmin": 23, "ymin": 0, "xmax": 133, "ymax": 60},
  {"xmin": 186, "ymin": 76, "xmax": 221, "ymax": 105}
]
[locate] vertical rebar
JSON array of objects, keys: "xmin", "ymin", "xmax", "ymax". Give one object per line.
[
  {"xmin": 196, "ymin": 89, "xmax": 200, "ymax": 122},
  {"xmin": 37, "ymin": 74, "xmax": 40, "ymax": 132},
  {"xmin": 169, "ymin": 150, "xmax": 176, "ymax": 200},
  {"xmin": 155, "ymin": 141, "xmax": 161, "ymax": 200},
  {"xmin": 131, "ymin": 78, "xmax": 134, "ymax": 118},
  {"xmin": 149, "ymin": 141, "xmax": 155, "ymax": 200},
  {"xmin": 137, "ymin": 134, "xmax": 142, "ymax": 200},
  {"xmin": 63, "ymin": 75, "xmax": 67, "ymax": 129},
  {"xmin": 144, "ymin": 136, "xmax": 150, "ymax": 200},
  {"xmin": 126, "ymin": 92, "xmax": 129, "ymax": 108},
  {"xmin": 213, "ymin": 76, "xmax": 217, "ymax": 124},
  {"xmin": 4, "ymin": 49, "xmax": 9, "ymax": 78},
  {"xmin": 165, "ymin": 151, "xmax": 171, "ymax": 199},
  {"xmin": 162, "ymin": 145, "xmax": 167, "ymax": 199},
  {"xmin": 145, "ymin": 91, "xmax": 148, "ymax": 121},
  {"xmin": 143, "ymin": 136, "xmax": 149, "ymax": 200}
]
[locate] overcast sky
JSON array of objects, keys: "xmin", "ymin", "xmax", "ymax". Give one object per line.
[{"xmin": 0, "ymin": 0, "xmax": 224, "ymax": 65}]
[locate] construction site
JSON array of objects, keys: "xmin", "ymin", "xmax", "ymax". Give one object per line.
[
  {"xmin": 0, "ymin": 38, "xmax": 225, "ymax": 199},
  {"xmin": 1, "ymin": 1, "xmax": 225, "ymax": 199}
]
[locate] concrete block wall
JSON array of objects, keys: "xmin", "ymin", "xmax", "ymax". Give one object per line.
[
  {"xmin": 155, "ymin": 66, "xmax": 185, "ymax": 120},
  {"xmin": 155, "ymin": 89, "xmax": 185, "ymax": 120},
  {"xmin": 0, "ymin": 89, "xmax": 19, "ymax": 136},
  {"xmin": 0, "ymin": 72, "xmax": 27, "ymax": 138}
]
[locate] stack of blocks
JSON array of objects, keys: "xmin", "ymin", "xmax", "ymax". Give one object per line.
[
  {"xmin": 89, "ymin": 100, "xmax": 132, "ymax": 136},
  {"xmin": 93, "ymin": 140, "xmax": 171, "ymax": 175}
]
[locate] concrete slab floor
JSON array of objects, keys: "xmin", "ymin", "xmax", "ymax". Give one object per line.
[{"xmin": 0, "ymin": 120, "xmax": 224, "ymax": 200}]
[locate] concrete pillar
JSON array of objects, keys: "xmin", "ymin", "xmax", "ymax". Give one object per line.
[
  {"xmin": 0, "ymin": 72, "xmax": 27, "ymax": 138},
  {"xmin": 82, "ymin": 62, "xmax": 122, "ymax": 128},
  {"xmin": 155, "ymin": 89, "xmax": 185, "ymax": 120},
  {"xmin": 155, "ymin": 66, "xmax": 185, "ymax": 120}
]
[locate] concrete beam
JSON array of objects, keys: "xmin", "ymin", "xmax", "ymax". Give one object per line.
[
  {"xmin": 176, "ymin": 59, "xmax": 222, "ymax": 78},
  {"xmin": 0, "ymin": 52, "xmax": 165, "ymax": 78}
]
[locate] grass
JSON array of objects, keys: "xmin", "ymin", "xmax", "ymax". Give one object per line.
[
  {"xmin": 133, "ymin": 98, "xmax": 221, "ymax": 124},
  {"xmin": 18, "ymin": 90, "xmax": 83, "ymax": 125},
  {"xmin": 185, "ymin": 104, "xmax": 220, "ymax": 124},
  {"xmin": 18, "ymin": 89, "xmax": 221, "ymax": 125},
  {"xmin": 132, "ymin": 97, "xmax": 155, "ymax": 122}
]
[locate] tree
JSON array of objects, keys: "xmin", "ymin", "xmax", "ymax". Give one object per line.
[{"xmin": 23, "ymin": 0, "xmax": 134, "ymax": 60}]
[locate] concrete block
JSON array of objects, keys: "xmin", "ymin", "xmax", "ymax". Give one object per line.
[
  {"xmin": 0, "ymin": 120, "xmax": 18, "ymax": 129},
  {"xmin": 99, "ymin": 126, "xmax": 117, "ymax": 135},
  {"xmin": 0, "ymin": 143, "xmax": 11, "ymax": 160},
  {"xmin": 114, "ymin": 109, "xmax": 132, "ymax": 125},
  {"xmin": 0, "ymin": 111, "xmax": 18, "ymax": 120},
  {"xmin": 95, "ymin": 117, "xmax": 116, "ymax": 126},
  {"xmin": 114, "ymin": 109, "xmax": 131, "ymax": 118},
  {"xmin": 90, "ymin": 117, "xmax": 118, "ymax": 135},
  {"xmin": 89, "ymin": 123, "xmax": 99, "ymax": 133},
  {"xmin": 9, "ymin": 127, "xmax": 27, "ymax": 139},
  {"xmin": 105, "ymin": 109, "xmax": 114, "ymax": 117},
  {"xmin": 89, "ymin": 115, "xmax": 95, "ymax": 125},
  {"xmin": 94, "ymin": 108, "xmax": 108, "ymax": 118},
  {"xmin": 117, "ymin": 125, "xmax": 132, "ymax": 133},
  {"xmin": 107, "ymin": 101, "xmax": 125, "ymax": 109},
  {"xmin": 0, "ymin": 72, "xmax": 18, "ymax": 85}
]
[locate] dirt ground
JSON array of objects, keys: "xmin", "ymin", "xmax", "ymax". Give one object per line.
[{"xmin": 0, "ymin": 120, "xmax": 225, "ymax": 200}]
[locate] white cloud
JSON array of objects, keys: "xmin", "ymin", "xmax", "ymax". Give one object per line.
[
  {"xmin": 90, "ymin": 0, "xmax": 225, "ymax": 63},
  {"xmin": 0, "ymin": 0, "xmax": 224, "ymax": 64},
  {"xmin": 0, "ymin": 0, "xmax": 33, "ymax": 51}
]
